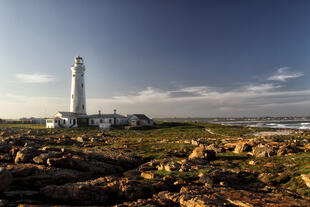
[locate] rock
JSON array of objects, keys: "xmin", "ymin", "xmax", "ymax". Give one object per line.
[
  {"xmin": 188, "ymin": 146, "xmax": 216, "ymax": 161},
  {"xmin": 205, "ymin": 144, "xmax": 225, "ymax": 153},
  {"xmin": 164, "ymin": 162, "xmax": 181, "ymax": 172},
  {"xmin": 76, "ymin": 137, "xmax": 85, "ymax": 143},
  {"xmin": 179, "ymin": 163, "xmax": 191, "ymax": 172},
  {"xmin": 41, "ymin": 177, "xmax": 153, "ymax": 205},
  {"xmin": 40, "ymin": 183, "xmax": 110, "ymax": 204},
  {"xmin": 158, "ymin": 191, "xmax": 179, "ymax": 205},
  {"xmin": 4, "ymin": 190, "xmax": 39, "ymax": 199},
  {"xmin": 277, "ymin": 144, "xmax": 302, "ymax": 156},
  {"xmin": 162, "ymin": 175, "xmax": 174, "ymax": 183},
  {"xmin": 234, "ymin": 143, "xmax": 252, "ymax": 153},
  {"xmin": 47, "ymin": 157, "xmax": 89, "ymax": 171},
  {"xmin": 141, "ymin": 171, "xmax": 155, "ymax": 179},
  {"xmin": 198, "ymin": 172, "xmax": 214, "ymax": 187},
  {"xmin": 0, "ymin": 199, "xmax": 8, "ymax": 207},
  {"xmin": 248, "ymin": 160, "xmax": 256, "ymax": 165},
  {"xmin": 41, "ymin": 146, "xmax": 62, "ymax": 152},
  {"xmin": 191, "ymin": 139, "xmax": 199, "ymax": 146},
  {"xmin": 6, "ymin": 163, "xmax": 46, "ymax": 177},
  {"xmin": 252, "ymin": 144, "xmax": 275, "ymax": 157},
  {"xmin": 0, "ymin": 143, "xmax": 12, "ymax": 153},
  {"xmin": 0, "ymin": 167, "xmax": 13, "ymax": 192},
  {"xmin": 33, "ymin": 152, "xmax": 62, "ymax": 164},
  {"xmin": 15, "ymin": 147, "xmax": 39, "ymax": 163},
  {"xmin": 301, "ymin": 174, "xmax": 310, "ymax": 188}
]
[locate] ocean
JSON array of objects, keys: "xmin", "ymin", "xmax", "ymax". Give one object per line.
[
  {"xmin": 247, "ymin": 122, "xmax": 310, "ymax": 130},
  {"xmin": 221, "ymin": 121, "xmax": 310, "ymax": 130}
]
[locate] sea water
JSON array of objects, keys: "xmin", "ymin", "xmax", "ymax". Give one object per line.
[{"xmin": 247, "ymin": 122, "xmax": 310, "ymax": 130}]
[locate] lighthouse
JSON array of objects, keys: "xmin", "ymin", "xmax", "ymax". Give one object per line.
[{"xmin": 70, "ymin": 56, "xmax": 86, "ymax": 114}]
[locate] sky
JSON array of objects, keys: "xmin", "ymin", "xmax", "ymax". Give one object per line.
[{"xmin": 1, "ymin": 0, "xmax": 310, "ymax": 118}]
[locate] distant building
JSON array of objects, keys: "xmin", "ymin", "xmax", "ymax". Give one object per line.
[
  {"xmin": 46, "ymin": 56, "xmax": 153, "ymax": 129},
  {"xmin": 88, "ymin": 110, "xmax": 128, "ymax": 127},
  {"xmin": 20, "ymin": 117, "xmax": 46, "ymax": 124},
  {"xmin": 127, "ymin": 114, "xmax": 154, "ymax": 127}
]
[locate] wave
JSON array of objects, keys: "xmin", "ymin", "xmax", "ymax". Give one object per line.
[{"xmin": 301, "ymin": 122, "xmax": 310, "ymax": 126}]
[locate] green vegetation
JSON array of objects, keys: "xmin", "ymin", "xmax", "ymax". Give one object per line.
[{"xmin": 0, "ymin": 123, "xmax": 45, "ymax": 129}]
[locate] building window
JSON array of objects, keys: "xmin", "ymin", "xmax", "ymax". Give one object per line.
[
  {"xmin": 91, "ymin": 119, "xmax": 94, "ymax": 124},
  {"xmin": 64, "ymin": 120, "xmax": 66, "ymax": 124},
  {"xmin": 100, "ymin": 119, "xmax": 103, "ymax": 123},
  {"xmin": 72, "ymin": 94, "xmax": 74, "ymax": 99},
  {"xmin": 82, "ymin": 105, "xmax": 85, "ymax": 110},
  {"xmin": 73, "ymin": 74, "xmax": 76, "ymax": 77},
  {"xmin": 81, "ymin": 83, "xmax": 83, "ymax": 88},
  {"xmin": 81, "ymin": 74, "xmax": 84, "ymax": 77},
  {"xmin": 55, "ymin": 120, "xmax": 57, "ymax": 123},
  {"xmin": 109, "ymin": 119, "xmax": 112, "ymax": 123}
]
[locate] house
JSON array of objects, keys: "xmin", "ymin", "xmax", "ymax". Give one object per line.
[
  {"xmin": 88, "ymin": 110, "xmax": 128, "ymax": 126},
  {"xmin": 127, "ymin": 114, "xmax": 154, "ymax": 127},
  {"xmin": 46, "ymin": 112, "xmax": 86, "ymax": 128}
]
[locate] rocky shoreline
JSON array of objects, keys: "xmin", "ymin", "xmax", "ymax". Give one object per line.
[{"xmin": 0, "ymin": 125, "xmax": 309, "ymax": 206}]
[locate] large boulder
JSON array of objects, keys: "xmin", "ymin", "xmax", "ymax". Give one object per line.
[
  {"xmin": 233, "ymin": 143, "xmax": 252, "ymax": 153},
  {"xmin": 205, "ymin": 144, "xmax": 225, "ymax": 153},
  {"xmin": 40, "ymin": 177, "xmax": 154, "ymax": 205},
  {"xmin": 188, "ymin": 145, "xmax": 216, "ymax": 161},
  {"xmin": 301, "ymin": 174, "xmax": 310, "ymax": 188},
  {"xmin": 15, "ymin": 147, "xmax": 40, "ymax": 163},
  {"xmin": 33, "ymin": 151, "xmax": 62, "ymax": 164},
  {"xmin": 0, "ymin": 167, "xmax": 13, "ymax": 192},
  {"xmin": 252, "ymin": 144, "xmax": 275, "ymax": 158},
  {"xmin": 277, "ymin": 143, "xmax": 302, "ymax": 156},
  {"xmin": 47, "ymin": 157, "xmax": 90, "ymax": 171}
]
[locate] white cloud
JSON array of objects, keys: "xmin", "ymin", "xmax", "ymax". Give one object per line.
[
  {"xmin": 268, "ymin": 67, "xmax": 303, "ymax": 82},
  {"xmin": 2, "ymin": 68, "xmax": 309, "ymax": 118},
  {"xmin": 16, "ymin": 73, "xmax": 55, "ymax": 83}
]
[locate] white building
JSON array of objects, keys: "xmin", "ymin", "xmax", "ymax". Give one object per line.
[
  {"xmin": 46, "ymin": 112, "xmax": 87, "ymax": 128},
  {"xmin": 46, "ymin": 56, "xmax": 154, "ymax": 129},
  {"xmin": 88, "ymin": 110, "xmax": 128, "ymax": 126},
  {"xmin": 70, "ymin": 56, "xmax": 86, "ymax": 114}
]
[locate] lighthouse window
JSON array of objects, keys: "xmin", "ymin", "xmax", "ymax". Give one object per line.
[
  {"xmin": 72, "ymin": 94, "xmax": 74, "ymax": 99},
  {"xmin": 73, "ymin": 74, "xmax": 76, "ymax": 77}
]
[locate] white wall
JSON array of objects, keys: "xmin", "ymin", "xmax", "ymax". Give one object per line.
[{"xmin": 70, "ymin": 58, "xmax": 86, "ymax": 114}]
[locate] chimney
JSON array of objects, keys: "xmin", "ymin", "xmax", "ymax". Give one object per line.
[{"xmin": 113, "ymin": 109, "xmax": 117, "ymax": 126}]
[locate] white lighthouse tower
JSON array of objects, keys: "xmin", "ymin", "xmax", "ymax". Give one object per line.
[{"xmin": 70, "ymin": 56, "xmax": 86, "ymax": 114}]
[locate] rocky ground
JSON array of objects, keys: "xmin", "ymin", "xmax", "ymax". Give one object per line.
[{"xmin": 0, "ymin": 123, "xmax": 310, "ymax": 206}]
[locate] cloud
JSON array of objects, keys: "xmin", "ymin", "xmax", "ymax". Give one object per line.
[
  {"xmin": 3, "ymin": 67, "xmax": 309, "ymax": 118},
  {"xmin": 16, "ymin": 73, "xmax": 55, "ymax": 83},
  {"xmin": 268, "ymin": 67, "xmax": 303, "ymax": 82}
]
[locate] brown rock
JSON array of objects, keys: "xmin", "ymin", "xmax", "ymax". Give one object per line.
[
  {"xmin": 0, "ymin": 167, "xmax": 13, "ymax": 192},
  {"xmin": 141, "ymin": 171, "xmax": 155, "ymax": 179},
  {"xmin": 205, "ymin": 144, "xmax": 225, "ymax": 153},
  {"xmin": 233, "ymin": 143, "xmax": 252, "ymax": 153},
  {"xmin": 15, "ymin": 147, "xmax": 40, "ymax": 163},
  {"xmin": 301, "ymin": 174, "xmax": 310, "ymax": 188},
  {"xmin": 252, "ymin": 144, "xmax": 275, "ymax": 157},
  {"xmin": 188, "ymin": 146, "xmax": 216, "ymax": 161}
]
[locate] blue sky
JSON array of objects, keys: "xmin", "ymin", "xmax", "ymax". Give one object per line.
[{"xmin": 0, "ymin": 0, "xmax": 310, "ymax": 118}]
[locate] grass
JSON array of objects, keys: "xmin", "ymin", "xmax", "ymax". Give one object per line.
[{"xmin": 0, "ymin": 123, "xmax": 46, "ymax": 129}]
